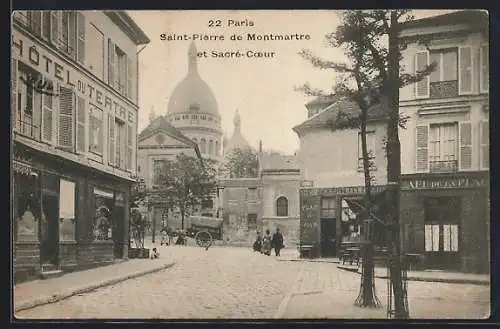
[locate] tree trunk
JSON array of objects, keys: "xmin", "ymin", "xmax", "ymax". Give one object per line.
[
  {"xmin": 181, "ymin": 207, "xmax": 185, "ymax": 230},
  {"xmin": 386, "ymin": 11, "xmax": 408, "ymax": 319}
]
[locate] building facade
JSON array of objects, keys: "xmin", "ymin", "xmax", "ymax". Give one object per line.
[
  {"xmin": 294, "ymin": 99, "xmax": 389, "ymax": 258},
  {"xmin": 398, "ymin": 10, "xmax": 489, "ymax": 273},
  {"xmin": 11, "ymin": 10, "xmax": 149, "ymax": 282}
]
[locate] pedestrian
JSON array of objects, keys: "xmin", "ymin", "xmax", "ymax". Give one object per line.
[
  {"xmin": 272, "ymin": 228, "xmax": 284, "ymax": 256},
  {"xmin": 160, "ymin": 227, "xmax": 169, "ymax": 246},
  {"xmin": 150, "ymin": 247, "xmax": 160, "ymax": 259},
  {"xmin": 262, "ymin": 229, "xmax": 272, "ymax": 256},
  {"xmin": 253, "ymin": 231, "xmax": 262, "ymax": 252}
]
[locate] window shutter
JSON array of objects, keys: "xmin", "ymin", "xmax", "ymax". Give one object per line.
[
  {"xmin": 108, "ymin": 39, "xmax": 116, "ymax": 87},
  {"xmin": 29, "ymin": 11, "xmax": 42, "ymax": 36},
  {"xmin": 42, "ymin": 11, "xmax": 51, "ymax": 40},
  {"xmin": 58, "ymin": 86, "xmax": 74, "ymax": 149},
  {"xmin": 77, "ymin": 12, "xmax": 85, "ymax": 64},
  {"xmin": 480, "ymin": 120, "xmax": 489, "ymax": 169},
  {"xmin": 415, "ymin": 51, "xmax": 430, "ymax": 99},
  {"xmin": 50, "ymin": 11, "xmax": 59, "ymax": 46},
  {"xmin": 68, "ymin": 11, "xmax": 77, "ymax": 59},
  {"xmin": 127, "ymin": 124, "xmax": 133, "ymax": 170},
  {"xmin": 108, "ymin": 114, "xmax": 115, "ymax": 165},
  {"xmin": 127, "ymin": 57, "xmax": 133, "ymax": 100},
  {"xmin": 458, "ymin": 47, "xmax": 473, "ymax": 95},
  {"xmin": 480, "ymin": 45, "xmax": 489, "ymax": 93},
  {"xmin": 42, "ymin": 91, "xmax": 54, "ymax": 142},
  {"xmin": 120, "ymin": 124, "xmax": 126, "ymax": 169},
  {"xmin": 76, "ymin": 96, "xmax": 86, "ymax": 153},
  {"xmin": 11, "ymin": 59, "xmax": 17, "ymax": 129},
  {"xmin": 416, "ymin": 125, "xmax": 429, "ymax": 172},
  {"xmin": 458, "ymin": 122, "xmax": 472, "ymax": 170}
]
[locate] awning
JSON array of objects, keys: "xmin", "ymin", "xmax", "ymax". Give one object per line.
[{"xmin": 188, "ymin": 216, "xmax": 223, "ymax": 229}]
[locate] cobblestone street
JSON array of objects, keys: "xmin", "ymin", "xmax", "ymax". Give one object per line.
[{"xmin": 16, "ymin": 246, "xmax": 490, "ymax": 319}]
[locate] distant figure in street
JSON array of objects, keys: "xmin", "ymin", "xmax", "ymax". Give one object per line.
[
  {"xmin": 272, "ymin": 228, "xmax": 284, "ymax": 256},
  {"xmin": 262, "ymin": 229, "xmax": 272, "ymax": 256},
  {"xmin": 151, "ymin": 247, "xmax": 160, "ymax": 259},
  {"xmin": 253, "ymin": 231, "xmax": 262, "ymax": 252},
  {"xmin": 160, "ymin": 228, "xmax": 169, "ymax": 246}
]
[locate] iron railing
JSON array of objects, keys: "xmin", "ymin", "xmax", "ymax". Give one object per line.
[
  {"xmin": 430, "ymin": 80, "xmax": 459, "ymax": 99},
  {"xmin": 429, "ymin": 160, "xmax": 458, "ymax": 173}
]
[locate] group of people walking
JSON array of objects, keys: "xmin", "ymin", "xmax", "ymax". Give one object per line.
[{"xmin": 253, "ymin": 228, "xmax": 284, "ymax": 256}]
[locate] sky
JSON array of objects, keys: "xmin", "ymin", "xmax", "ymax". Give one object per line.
[{"xmin": 128, "ymin": 10, "xmax": 457, "ymax": 155}]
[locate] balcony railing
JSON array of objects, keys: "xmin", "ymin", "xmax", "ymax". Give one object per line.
[
  {"xmin": 16, "ymin": 118, "xmax": 40, "ymax": 141},
  {"xmin": 430, "ymin": 80, "xmax": 459, "ymax": 99},
  {"xmin": 429, "ymin": 160, "xmax": 458, "ymax": 173}
]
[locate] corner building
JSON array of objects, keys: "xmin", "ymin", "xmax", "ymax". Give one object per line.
[{"xmin": 11, "ymin": 11, "xmax": 150, "ymax": 282}]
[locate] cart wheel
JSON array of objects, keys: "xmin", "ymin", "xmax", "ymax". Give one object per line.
[{"xmin": 195, "ymin": 231, "xmax": 213, "ymax": 249}]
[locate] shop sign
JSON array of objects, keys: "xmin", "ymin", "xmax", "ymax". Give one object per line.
[
  {"xmin": 402, "ymin": 176, "xmax": 489, "ymax": 190},
  {"xmin": 12, "ymin": 31, "xmax": 136, "ymax": 124}
]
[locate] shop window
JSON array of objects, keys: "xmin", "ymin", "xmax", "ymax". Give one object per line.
[
  {"xmin": 424, "ymin": 197, "xmax": 460, "ymax": 253},
  {"xmin": 14, "ymin": 171, "xmax": 40, "ymax": 242},
  {"xmin": 89, "ymin": 105, "xmax": 103, "ymax": 155},
  {"xmin": 59, "ymin": 179, "xmax": 76, "ymax": 241},
  {"xmin": 276, "ymin": 196, "xmax": 288, "ymax": 217},
  {"xmin": 321, "ymin": 197, "xmax": 336, "ymax": 218},
  {"xmin": 248, "ymin": 213, "xmax": 257, "ymax": 229},
  {"xmin": 93, "ymin": 188, "xmax": 114, "ymax": 241},
  {"xmin": 341, "ymin": 199, "xmax": 360, "ymax": 242}
]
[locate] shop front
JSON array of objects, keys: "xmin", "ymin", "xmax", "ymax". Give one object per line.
[
  {"xmin": 400, "ymin": 172, "xmax": 490, "ymax": 273},
  {"xmin": 13, "ymin": 144, "xmax": 132, "ymax": 283},
  {"xmin": 299, "ymin": 185, "xmax": 387, "ymax": 258}
]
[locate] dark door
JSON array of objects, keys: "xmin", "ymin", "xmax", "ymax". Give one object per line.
[
  {"xmin": 40, "ymin": 194, "xmax": 59, "ymax": 267},
  {"xmin": 321, "ymin": 218, "xmax": 337, "ymax": 257},
  {"xmin": 113, "ymin": 205, "xmax": 125, "ymax": 258}
]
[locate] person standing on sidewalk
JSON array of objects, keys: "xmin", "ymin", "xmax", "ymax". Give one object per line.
[
  {"xmin": 272, "ymin": 228, "xmax": 284, "ymax": 256},
  {"xmin": 262, "ymin": 229, "xmax": 272, "ymax": 256}
]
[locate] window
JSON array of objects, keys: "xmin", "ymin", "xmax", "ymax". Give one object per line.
[
  {"xmin": 115, "ymin": 120, "xmax": 126, "ymax": 169},
  {"xmin": 116, "ymin": 47, "xmax": 127, "ymax": 94},
  {"xmin": 209, "ymin": 140, "xmax": 214, "ymax": 155},
  {"xmin": 58, "ymin": 86, "xmax": 75, "ymax": 150},
  {"xmin": 321, "ymin": 197, "xmax": 336, "ymax": 218},
  {"xmin": 75, "ymin": 96, "xmax": 86, "ymax": 153},
  {"xmin": 276, "ymin": 196, "xmax": 288, "ymax": 217},
  {"xmin": 93, "ymin": 188, "xmax": 113, "ymax": 241},
  {"xmin": 153, "ymin": 159, "xmax": 166, "ymax": 185},
  {"xmin": 416, "ymin": 122, "xmax": 471, "ymax": 173},
  {"xmin": 215, "ymin": 141, "xmax": 220, "ymax": 156},
  {"xmin": 248, "ymin": 213, "xmax": 257, "ymax": 229},
  {"xmin": 248, "ymin": 188, "xmax": 258, "ymax": 201},
  {"xmin": 429, "ymin": 48, "xmax": 458, "ymax": 98},
  {"xmin": 357, "ymin": 131, "xmax": 376, "ymax": 170},
  {"xmin": 86, "ymin": 24, "xmax": 104, "ymax": 78},
  {"xmin": 424, "ymin": 197, "xmax": 460, "ymax": 252},
  {"xmin": 89, "ymin": 105, "xmax": 103, "ymax": 155},
  {"xmin": 108, "ymin": 41, "xmax": 133, "ymax": 99},
  {"xmin": 200, "ymin": 138, "xmax": 206, "ymax": 153},
  {"xmin": 16, "ymin": 62, "xmax": 42, "ymax": 140},
  {"xmin": 480, "ymin": 45, "xmax": 489, "ymax": 93},
  {"xmin": 428, "ymin": 123, "xmax": 458, "ymax": 172},
  {"xmin": 59, "ymin": 179, "xmax": 76, "ymax": 241}
]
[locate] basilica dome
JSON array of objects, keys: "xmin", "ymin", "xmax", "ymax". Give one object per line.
[{"xmin": 167, "ymin": 42, "xmax": 219, "ymax": 117}]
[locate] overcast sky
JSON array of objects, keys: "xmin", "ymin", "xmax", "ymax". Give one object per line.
[{"xmin": 128, "ymin": 10, "xmax": 457, "ymax": 155}]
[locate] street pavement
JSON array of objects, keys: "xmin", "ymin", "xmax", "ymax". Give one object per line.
[{"xmin": 15, "ymin": 245, "xmax": 490, "ymax": 320}]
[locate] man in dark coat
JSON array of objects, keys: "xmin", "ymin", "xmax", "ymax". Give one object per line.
[{"xmin": 272, "ymin": 228, "xmax": 284, "ymax": 256}]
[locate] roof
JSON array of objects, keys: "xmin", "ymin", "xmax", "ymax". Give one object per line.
[
  {"xmin": 305, "ymin": 95, "xmax": 340, "ymax": 108},
  {"xmin": 293, "ymin": 97, "xmax": 388, "ymax": 135},
  {"xmin": 138, "ymin": 115, "xmax": 197, "ymax": 148},
  {"xmin": 105, "ymin": 11, "xmax": 150, "ymax": 45},
  {"xmin": 400, "ymin": 10, "xmax": 488, "ymax": 31},
  {"xmin": 260, "ymin": 154, "xmax": 299, "ymax": 171}
]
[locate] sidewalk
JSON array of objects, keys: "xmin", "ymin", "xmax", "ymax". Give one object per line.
[
  {"xmin": 337, "ymin": 264, "xmax": 490, "ymax": 285},
  {"xmin": 14, "ymin": 257, "xmax": 176, "ymax": 313}
]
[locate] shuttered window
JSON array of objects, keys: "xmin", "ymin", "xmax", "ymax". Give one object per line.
[
  {"xmin": 480, "ymin": 45, "xmax": 489, "ymax": 93},
  {"xmin": 458, "ymin": 122, "xmax": 472, "ymax": 170},
  {"xmin": 127, "ymin": 57, "xmax": 133, "ymax": 100},
  {"xmin": 416, "ymin": 125, "xmax": 429, "ymax": 172},
  {"xmin": 114, "ymin": 119, "xmax": 126, "ymax": 169},
  {"xmin": 50, "ymin": 11, "xmax": 59, "ymax": 46},
  {"xmin": 480, "ymin": 120, "xmax": 489, "ymax": 169},
  {"xmin": 108, "ymin": 114, "xmax": 115, "ymax": 165},
  {"xmin": 76, "ymin": 96, "xmax": 86, "ymax": 153},
  {"xmin": 58, "ymin": 86, "xmax": 75, "ymax": 149},
  {"xmin": 126, "ymin": 124, "xmax": 133, "ymax": 171},
  {"xmin": 77, "ymin": 12, "xmax": 85, "ymax": 64},
  {"xmin": 27, "ymin": 11, "xmax": 42, "ymax": 36},
  {"xmin": 107, "ymin": 39, "xmax": 116, "ymax": 87},
  {"xmin": 415, "ymin": 51, "xmax": 430, "ymax": 98},
  {"xmin": 41, "ymin": 11, "xmax": 51, "ymax": 40},
  {"xmin": 458, "ymin": 47, "xmax": 473, "ymax": 95},
  {"xmin": 89, "ymin": 105, "xmax": 103, "ymax": 155},
  {"xmin": 42, "ymin": 88, "xmax": 54, "ymax": 143}
]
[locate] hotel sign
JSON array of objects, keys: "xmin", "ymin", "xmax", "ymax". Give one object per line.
[
  {"xmin": 401, "ymin": 176, "xmax": 489, "ymax": 190},
  {"xmin": 12, "ymin": 31, "xmax": 136, "ymax": 124}
]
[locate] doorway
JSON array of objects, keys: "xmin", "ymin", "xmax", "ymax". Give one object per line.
[
  {"xmin": 321, "ymin": 218, "xmax": 337, "ymax": 257},
  {"xmin": 40, "ymin": 193, "xmax": 59, "ymax": 268},
  {"xmin": 113, "ymin": 205, "xmax": 125, "ymax": 258}
]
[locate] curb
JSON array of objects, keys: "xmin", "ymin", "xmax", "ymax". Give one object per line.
[
  {"xmin": 337, "ymin": 266, "xmax": 490, "ymax": 286},
  {"xmin": 15, "ymin": 262, "xmax": 176, "ymax": 313},
  {"xmin": 277, "ymin": 259, "xmax": 341, "ymax": 264}
]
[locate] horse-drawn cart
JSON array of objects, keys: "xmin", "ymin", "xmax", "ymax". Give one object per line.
[{"xmin": 166, "ymin": 216, "xmax": 223, "ymax": 249}]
